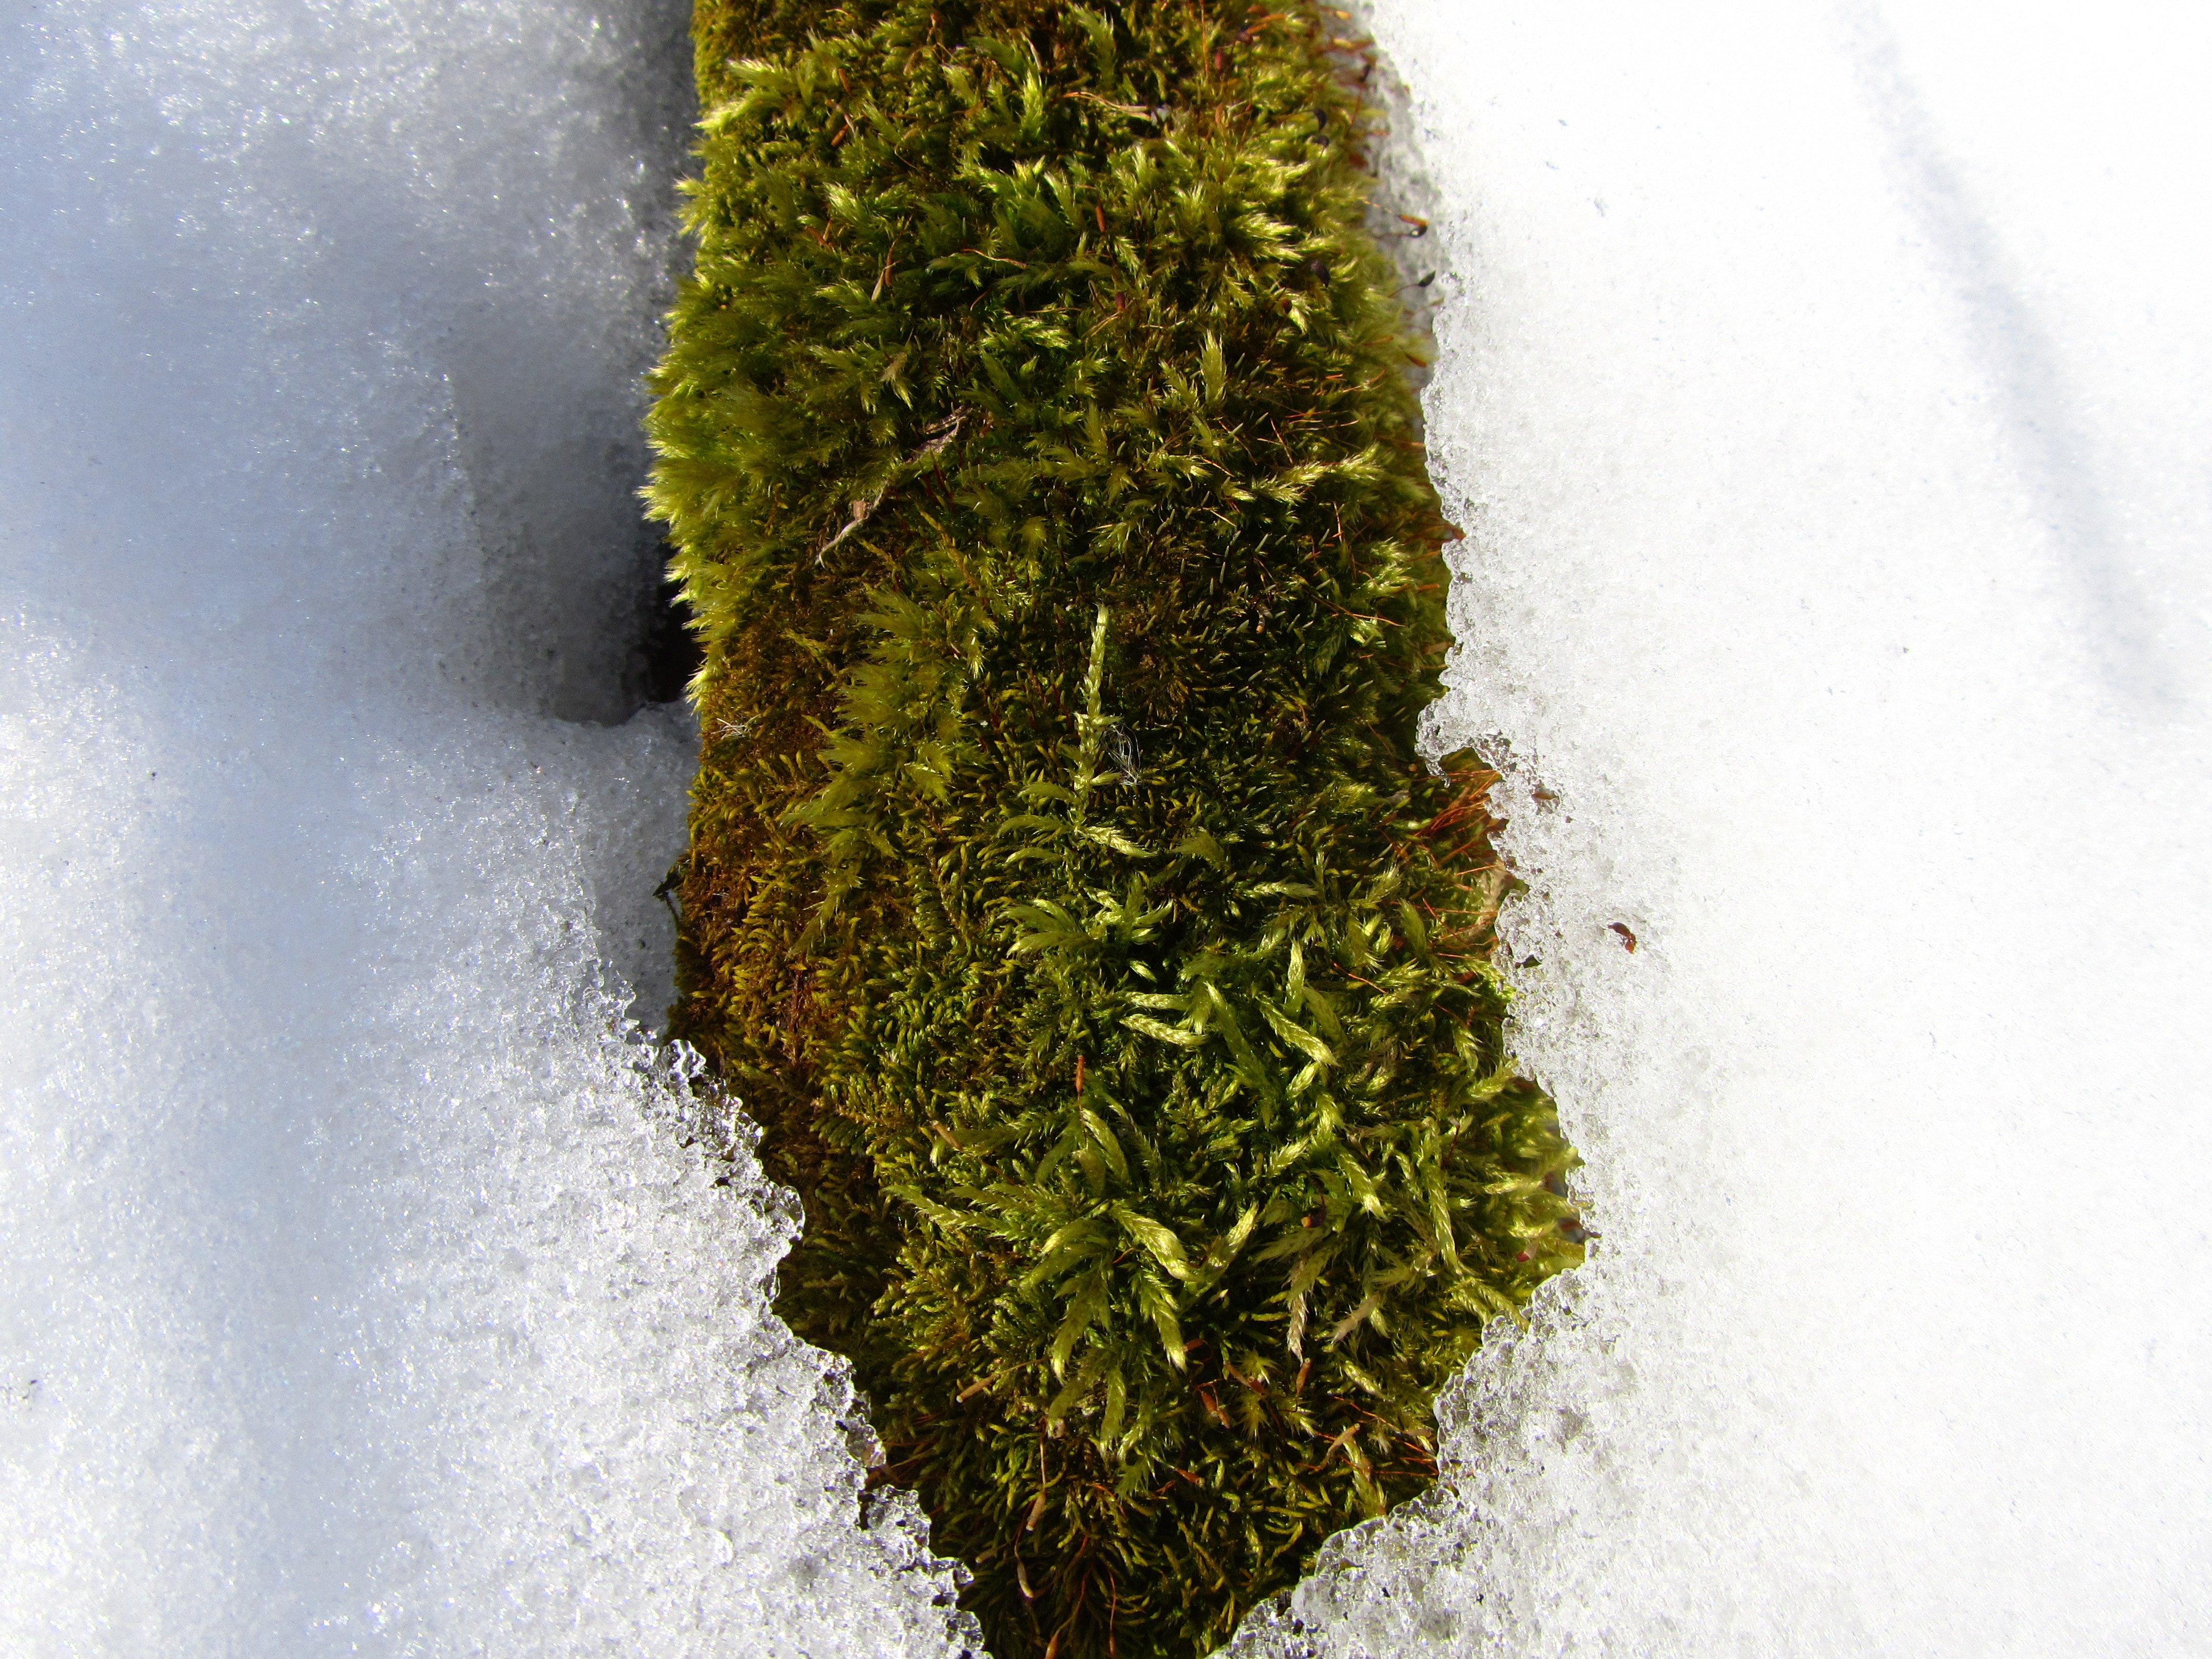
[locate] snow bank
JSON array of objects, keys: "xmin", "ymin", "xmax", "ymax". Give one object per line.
[
  {"xmin": 1229, "ymin": 2, "xmax": 2211, "ymax": 1653},
  {"xmin": 0, "ymin": 2, "xmax": 974, "ymax": 1651}
]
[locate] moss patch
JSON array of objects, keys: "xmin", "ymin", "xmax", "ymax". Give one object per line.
[{"xmin": 647, "ymin": 3, "xmax": 1582, "ymax": 1653}]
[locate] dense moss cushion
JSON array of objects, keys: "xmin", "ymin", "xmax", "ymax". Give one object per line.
[{"xmin": 646, "ymin": 3, "xmax": 1583, "ymax": 1652}]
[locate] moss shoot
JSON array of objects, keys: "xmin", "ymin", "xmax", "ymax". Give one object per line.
[{"xmin": 646, "ymin": 3, "xmax": 1583, "ymax": 1653}]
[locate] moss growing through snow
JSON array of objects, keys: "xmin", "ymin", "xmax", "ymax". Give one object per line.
[{"xmin": 647, "ymin": 3, "xmax": 1583, "ymax": 1653}]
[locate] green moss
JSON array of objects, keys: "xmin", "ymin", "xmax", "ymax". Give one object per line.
[{"xmin": 646, "ymin": 3, "xmax": 1582, "ymax": 1653}]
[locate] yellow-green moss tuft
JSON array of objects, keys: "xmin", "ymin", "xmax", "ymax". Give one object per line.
[{"xmin": 647, "ymin": 4, "xmax": 1582, "ymax": 1653}]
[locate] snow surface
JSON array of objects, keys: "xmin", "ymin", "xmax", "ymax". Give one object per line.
[
  {"xmin": 2, "ymin": 0, "xmax": 2206, "ymax": 1654},
  {"xmin": 1232, "ymin": 2, "xmax": 2212, "ymax": 1654},
  {"xmin": 1, "ymin": 2, "xmax": 974, "ymax": 1652}
]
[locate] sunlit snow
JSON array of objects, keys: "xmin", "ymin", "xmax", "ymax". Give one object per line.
[
  {"xmin": 2, "ymin": 0, "xmax": 2205, "ymax": 1654},
  {"xmin": 1236, "ymin": 3, "xmax": 2212, "ymax": 1654}
]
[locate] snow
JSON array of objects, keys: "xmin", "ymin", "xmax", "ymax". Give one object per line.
[
  {"xmin": 1230, "ymin": 2, "xmax": 2212, "ymax": 1653},
  {"xmin": 2, "ymin": 0, "xmax": 2204, "ymax": 1653},
  {"xmin": 1, "ymin": 1, "xmax": 973, "ymax": 1652}
]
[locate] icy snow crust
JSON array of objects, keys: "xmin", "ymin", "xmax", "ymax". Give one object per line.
[
  {"xmin": 4, "ymin": 0, "xmax": 2208, "ymax": 1653},
  {"xmin": 1230, "ymin": 2, "xmax": 2212, "ymax": 1655},
  {"xmin": 0, "ymin": 2, "xmax": 974, "ymax": 1652}
]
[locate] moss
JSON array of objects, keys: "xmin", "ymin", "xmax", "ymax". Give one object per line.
[{"xmin": 646, "ymin": 3, "xmax": 1583, "ymax": 1653}]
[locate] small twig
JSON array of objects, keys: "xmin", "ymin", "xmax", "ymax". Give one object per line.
[
  {"xmin": 1068, "ymin": 90, "xmax": 1168, "ymax": 123},
  {"xmin": 816, "ymin": 410, "xmax": 967, "ymax": 562},
  {"xmin": 817, "ymin": 495, "xmax": 878, "ymax": 561}
]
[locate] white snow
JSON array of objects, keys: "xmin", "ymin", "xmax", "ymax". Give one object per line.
[
  {"xmin": 1230, "ymin": 2, "xmax": 2212, "ymax": 1654},
  {"xmin": 0, "ymin": 2, "xmax": 973, "ymax": 1652},
  {"xmin": 2, "ymin": 0, "xmax": 2205, "ymax": 1653}
]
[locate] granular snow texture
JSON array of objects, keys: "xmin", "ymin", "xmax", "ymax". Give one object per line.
[{"xmin": 3, "ymin": 0, "xmax": 2207, "ymax": 1654}]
